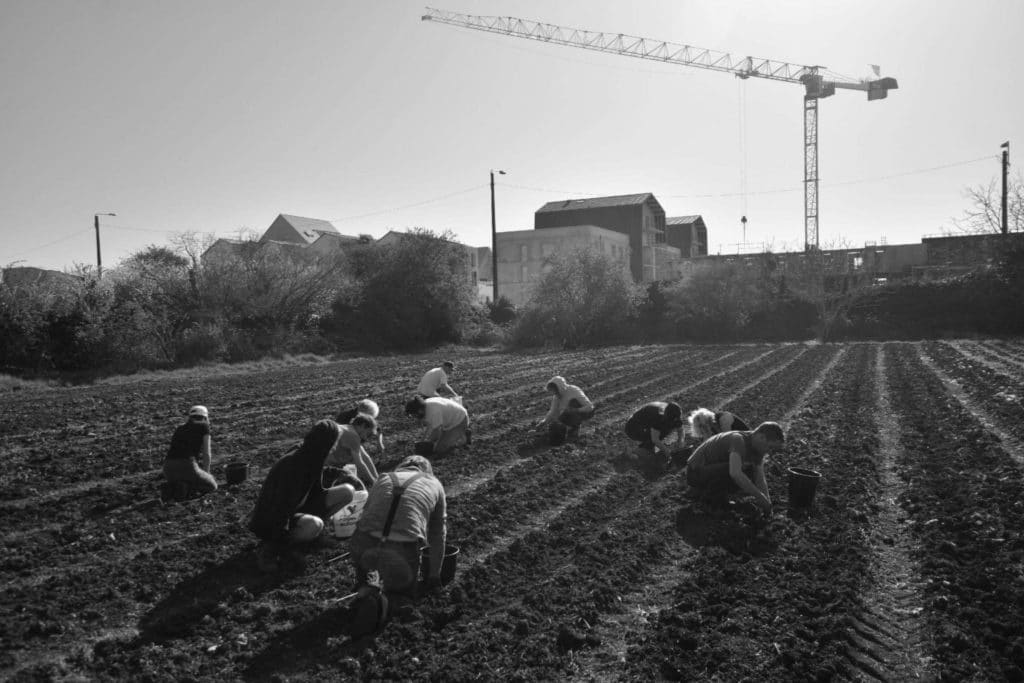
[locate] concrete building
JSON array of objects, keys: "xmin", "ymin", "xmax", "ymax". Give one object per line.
[
  {"xmin": 535, "ymin": 193, "xmax": 674, "ymax": 282},
  {"xmin": 495, "ymin": 225, "xmax": 632, "ymax": 306}
]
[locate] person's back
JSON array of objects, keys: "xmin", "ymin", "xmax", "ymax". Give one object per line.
[
  {"xmin": 417, "ymin": 367, "xmax": 447, "ymax": 397},
  {"xmin": 357, "ymin": 469, "xmax": 446, "ymax": 544},
  {"xmin": 687, "ymin": 430, "xmax": 755, "ymax": 470},
  {"xmin": 424, "ymin": 397, "xmax": 467, "ymax": 431},
  {"xmin": 166, "ymin": 420, "xmax": 208, "ymax": 462}
]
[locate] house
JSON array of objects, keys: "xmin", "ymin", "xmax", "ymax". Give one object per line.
[
  {"xmin": 260, "ymin": 214, "xmax": 344, "ymax": 245},
  {"xmin": 666, "ymin": 215, "xmax": 709, "ymax": 257},
  {"xmin": 535, "ymin": 193, "xmax": 676, "ymax": 282},
  {"xmin": 495, "ymin": 225, "xmax": 632, "ymax": 307}
]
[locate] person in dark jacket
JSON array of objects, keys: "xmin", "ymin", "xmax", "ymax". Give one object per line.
[
  {"xmin": 248, "ymin": 419, "xmax": 360, "ymax": 571},
  {"xmin": 163, "ymin": 405, "xmax": 217, "ymax": 498},
  {"xmin": 624, "ymin": 401, "xmax": 684, "ymax": 468}
]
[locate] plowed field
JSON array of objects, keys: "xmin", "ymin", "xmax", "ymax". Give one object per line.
[{"xmin": 2, "ymin": 341, "xmax": 1023, "ymax": 681}]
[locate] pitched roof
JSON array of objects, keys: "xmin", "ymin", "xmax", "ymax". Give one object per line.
[
  {"xmin": 536, "ymin": 193, "xmax": 657, "ymax": 213},
  {"xmin": 667, "ymin": 215, "xmax": 704, "ymax": 226},
  {"xmin": 278, "ymin": 214, "xmax": 339, "ymax": 244}
]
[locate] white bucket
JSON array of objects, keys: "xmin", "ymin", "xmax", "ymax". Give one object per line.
[{"xmin": 328, "ymin": 489, "xmax": 368, "ymax": 539}]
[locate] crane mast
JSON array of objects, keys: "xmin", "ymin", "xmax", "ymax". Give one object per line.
[{"xmin": 422, "ymin": 7, "xmax": 898, "ymax": 251}]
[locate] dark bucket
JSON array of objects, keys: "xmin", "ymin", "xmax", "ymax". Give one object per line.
[
  {"xmin": 225, "ymin": 462, "xmax": 249, "ymax": 486},
  {"xmin": 548, "ymin": 422, "xmax": 568, "ymax": 446},
  {"xmin": 787, "ymin": 467, "xmax": 821, "ymax": 508},
  {"xmin": 414, "ymin": 441, "xmax": 434, "ymax": 457},
  {"xmin": 421, "ymin": 545, "xmax": 460, "ymax": 585}
]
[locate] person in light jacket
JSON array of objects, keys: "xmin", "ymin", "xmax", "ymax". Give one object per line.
[{"xmin": 534, "ymin": 376, "xmax": 595, "ymax": 442}]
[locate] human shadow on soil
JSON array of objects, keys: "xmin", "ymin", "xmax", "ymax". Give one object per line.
[
  {"xmin": 242, "ymin": 597, "xmax": 412, "ymax": 680},
  {"xmin": 136, "ymin": 547, "xmax": 289, "ymax": 644},
  {"xmin": 674, "ymin": 503, "xmax": 777, "ymax": 556}
]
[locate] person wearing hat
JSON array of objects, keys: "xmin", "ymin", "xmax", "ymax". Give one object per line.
[
  {"xmin": 404, "ymin": 395, "xmax": 470, "ymax": 457},
  {"xmin": 248, "ymin": 419, "xmax": 363, "ymax": 571},
  {"xmin": 623, "ymin": 401, "xmax": 685, "ymax": 469},
  {"xmin": 349, "ymin": 455, "xmax": 447, "ymax": 595},
  {"xmin": 162, "ymin": 405, "xmax": 217, "ymax": 497},
  {"xmin": 685, "ymin": 421, "xmax": 785, "ymax": 518},
  {"xmin": 416, "ymin": 361, "xmax": 459, "ymax": 399},
  {"xmin": 534, "ymin": 375, "xmax": 594, "ymax": 443},
  {"xmin": 336, "ymin": 398, "xmax": 385, "ymax": 454}
]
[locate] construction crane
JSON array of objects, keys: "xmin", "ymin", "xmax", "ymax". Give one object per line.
[{"xmin": 422, "ymin": 7, "xmax": 898, "ymax": 251}]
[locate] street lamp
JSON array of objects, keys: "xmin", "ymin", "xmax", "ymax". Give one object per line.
[
  {"xmin": 490, "ymin": 169, "xmax": 506, "ymax": 303},
  {"xmin": 94, "ymin": 212, "xmax": 116, "ymax": 279}
]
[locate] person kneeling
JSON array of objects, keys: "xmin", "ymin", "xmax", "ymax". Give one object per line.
[
  {"xmin": 624, "ymin": 401, "xmax": 684, "ymax": 470},
  {"xmin": 405, "ymin": 396, "xmax": 470, "ymax": 457},
  {"xmin": 685, "ymin": 421, "xmax": 785, "ymax": 518},
  {"xmin": 248, "ymin": 420, "xmax": 365, "ymax": 571},
  {"xmin": 349, "ymin": 455, "xmax": 446, "ymax": 596}
]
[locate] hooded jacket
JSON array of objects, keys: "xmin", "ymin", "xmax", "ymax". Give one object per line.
[
  {"xmin": 543, "ymin": 376, "xmax": 593, "ymax": 423},
  {"xmin": 248, "ymin": 419, "xmax": 341, "ymax": 542}
]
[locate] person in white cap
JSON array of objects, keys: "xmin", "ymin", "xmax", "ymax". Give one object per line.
[{"xmin": 162, "ymin": 405, "xmax": 217, "ymax": 497}]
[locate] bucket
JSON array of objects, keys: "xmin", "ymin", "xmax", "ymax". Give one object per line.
[
  {"xmin": 328, "ymin": 489, "xmax": 369, "ymax": 539},
  {"xmin": 548, "ymin": 422, "xmax": 569, "ymax": 446},
  {"xmin": 414, "ymin": 441, "xmax": 434, "ymax": 457},
  {"xmin": 225, "ymin": 462, "xmax": 249, "ymax": 485},
  {"xmin": 787, "ymin": 467, "xmax": 821, "ymax": 508},
  {"xmin": 421, "ymin": 544, "xmax": 460, "ymax": 585}
]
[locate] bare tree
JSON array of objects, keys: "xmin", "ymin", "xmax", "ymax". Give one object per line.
[{"xmin": 951, "ymin": 172, "xmax": 1024, "ymax": 234}]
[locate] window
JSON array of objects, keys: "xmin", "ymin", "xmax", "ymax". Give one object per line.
[
  {"xmin": 520, "ymin": 244, "xmax": 528, "ymax": 261},
  {"xmin": 521, "ymin": 265, "xmax": 529, "ymax": 282}
]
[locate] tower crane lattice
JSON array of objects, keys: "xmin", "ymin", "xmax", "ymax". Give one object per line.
[{"xmin": 422, "ymin": 7, "xmax": 898, "ymax": 251}]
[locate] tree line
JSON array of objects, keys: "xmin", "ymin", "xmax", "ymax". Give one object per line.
[{"xmin": 2, "ymin": 229, "xmax": 1023, "ymax": 379}]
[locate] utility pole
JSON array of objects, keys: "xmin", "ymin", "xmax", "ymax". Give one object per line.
[
  {"xmin": 1001, "ymin": 141, "xmax": 1010, "ymax": 234},
  {"xmin": 490, "ymin": 170, "xmax": 505, "ymax": 303},
  {"xmin": 94, "ymin": 212, "xmax": 116, "ymax": 279}
]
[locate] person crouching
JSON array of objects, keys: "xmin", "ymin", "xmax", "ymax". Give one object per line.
[
  {"xmin": 162, "ymin": 405, "xmax": 217, "ymax": 500},
  {"xmin": 685, "ymin": 421, "xmax": 785, "ymax": 518},
  {"xmin": 349, "ymin": 455, "xmax": 446, "ymax": 595},
  {"xmin": 534, "ymin": 376, "xmax": 595, "ymax": 445},
  {"xmin": 248, "ymin": 419, "xmax": 363, "ymax": 571},
  {"xmin": 687, "ymin": 407, "xmax": 750, "ymax": 443}
]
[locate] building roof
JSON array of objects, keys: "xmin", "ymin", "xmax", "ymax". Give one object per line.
[
  {"xmin": 277, "ymin": 214, "xmax": 340, "ymax": 244},
  {"xmin": 536, "ymin": 193, "xmax": 658, "ymax": 214},
  {"xmin": 666, "ymin": 215, "xmax": 704, "ymax": 226}
]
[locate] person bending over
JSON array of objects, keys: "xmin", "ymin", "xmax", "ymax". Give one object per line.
[
  {"xmin": 337, "ymin": 398, "xmax": 385, "ymax": 455},
  {"xmin": 688, "ymin": 407, "xmax": 751, "ymax": 442},
  {"xmin": 349, "ymin": 455, "xmax": 446, "ymax": 595},
  {"xmin": 624, "ymin": 401, "xmax": 685, "ymax": 466},
  {"xmin": 534, "ymin": 375, "xmax": 595, "ymax": 442},
  {"xmin": 405, "ymin": 395, "xmax": 471, "ymax": 457},
  {"xmin": 416, "ymin": 361, "xmax": 458, "ymax": 399},
  {"xmin": 685, "ymin": 421, "xmax": 785, "ymax": 518},
  {"xmin": 248, "ymin": 419, "xmax": 366, "ymax": 571},
  {"xmin": 163, "ymin": 405, "xmax": 217, "ymax": 498}
]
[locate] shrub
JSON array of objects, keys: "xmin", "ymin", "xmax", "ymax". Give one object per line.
[{"xmin": 511, "ymin": 249, "xmax": 641, "ymax": 348}]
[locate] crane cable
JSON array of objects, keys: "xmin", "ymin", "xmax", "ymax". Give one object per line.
[{"xmin": 738, "ymin": 78, "xmax": 749, "ymax": 245}]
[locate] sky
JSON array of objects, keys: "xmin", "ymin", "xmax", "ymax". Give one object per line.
[{"xmin": 2, "ymin": 0, "xmax": 1022, "ymax": 272}]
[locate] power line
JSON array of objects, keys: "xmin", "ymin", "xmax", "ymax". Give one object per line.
[
  {"xmin": 501, "ymin": 154, "xmax": 997, "ymax": 200},
  {"xmin": 6, "ymin": 228, "xmax": 92, "ymax": 260},
  {"xmin": 330, "ymin": 184, "xmax": 487, "ymax": 222}
]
